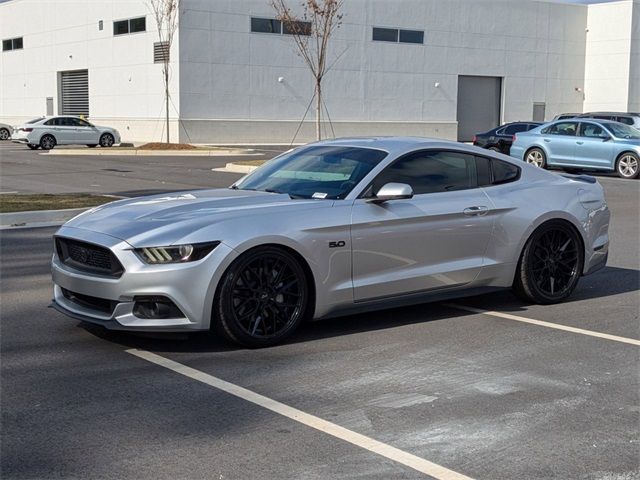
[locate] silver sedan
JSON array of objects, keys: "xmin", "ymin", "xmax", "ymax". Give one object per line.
[{"xmin": 51, "ymin": 137, "xmax": 610, "ymax": 347}]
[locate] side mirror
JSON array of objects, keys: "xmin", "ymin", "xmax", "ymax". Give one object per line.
[
  {"xmin": 601, "ymin": 135, "xmax": 612, "ymax": 142},
  {"xmin": 368, "ymin": 183, "xmax": 413, "ymax": 204}
]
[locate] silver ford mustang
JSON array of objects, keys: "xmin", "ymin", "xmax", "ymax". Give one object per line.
[{"xmin": 51, "ymin": 137, "xmax": 610, "ymax": 347}]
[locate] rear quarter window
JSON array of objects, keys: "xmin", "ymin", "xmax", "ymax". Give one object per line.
[{"xmin": 492, "ymin": 159, "xmax": 520, "ymax": 185}]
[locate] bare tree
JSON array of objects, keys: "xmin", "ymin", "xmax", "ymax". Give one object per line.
[
  {"xmin": 149, "ymin": 0, "xmax": 179, "ymax": 143},
  {"xmin": 271, "ymin": 0, "xmax": 344, "ymax": 140}
]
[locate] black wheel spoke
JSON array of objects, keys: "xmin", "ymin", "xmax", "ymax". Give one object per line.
[{"xmin": 529, "ymin": 228, "xmax": 579, "ymax": 298}]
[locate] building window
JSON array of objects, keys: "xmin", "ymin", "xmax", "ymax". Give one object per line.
[
  {"xmin": 373, "ymin": 27, "xmax": 424, "ymax": 44},
  {"xmin": 2, "ymin": 37, "xmax": 23, "ymax": 51},
  {"xmin": 251, "ymin": 17, "xmax": 282, "ymax": 34},
  {"xmin": 251, "ymin": 17, "xmax": 311, "ymax": 36},
  {"xmin": 113, "ymin": 16, "xmax": 146, "ymax": 36},
  {"xmin": 154, "ymin": 41, "xmax": 170, "ymax": 63}
]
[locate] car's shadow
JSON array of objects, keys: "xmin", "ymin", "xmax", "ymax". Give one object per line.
[{"xmin": 81, "ymin": 265, "xmax": 638, "ymax": 353}]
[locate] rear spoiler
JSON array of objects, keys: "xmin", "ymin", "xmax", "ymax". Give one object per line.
[{"xmin": 559, "ymin": 173, "xmax": 597, "ymax": 184}]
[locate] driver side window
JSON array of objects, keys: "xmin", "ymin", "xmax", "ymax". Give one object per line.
[{"xmin": 372, "ymin": 150, "xmax": 478, "ymax": 195}]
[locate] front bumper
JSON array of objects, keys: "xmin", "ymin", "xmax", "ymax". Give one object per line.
[{"xmin": 51, "ymin": 226, "xmax": 236, "ymax": 332}]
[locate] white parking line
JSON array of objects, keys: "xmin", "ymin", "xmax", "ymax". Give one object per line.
[
  {"xmin": 126, "ymin": 348, "xmax": 474, "ymax": 480},
  {"xmin": 446, "ymin": 304, "xmax": 640, "ymax": 346}
]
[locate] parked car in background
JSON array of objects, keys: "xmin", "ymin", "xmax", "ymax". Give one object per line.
[
  {"xmin": 0, "ymin": 122, "xmax": 13, "ymax": 140},
  {"xmin": 553, "ymin": 113, "xmax": 580, "ymax": 121},
  {"xmin": 473, "ymin": 121, "xmax": 542, "ymax": 154},
  {"xmin": 11, "ymin": 116, "xmax": 120, "ymax": 150},
  {"xmin": 576, "ymin": 112, "xmax": 640, "ymax": 129},
  {"xmin": 510, "ymin": 119, "xmax": 640, "ymax": 178}
]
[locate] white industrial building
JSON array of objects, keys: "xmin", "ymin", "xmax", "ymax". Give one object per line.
[{"xmin": 0, "ymin": 0, "xmax": 638, "ymax": 143}]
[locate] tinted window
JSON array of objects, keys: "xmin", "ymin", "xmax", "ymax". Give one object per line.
[
  {"xmin": 399, "ymin": 29, "xmax": 424, "ymax": 44},
  {"xmin": 129, "ymin": 17, "xmax": 146, "ymax": 33},
  {"xmin": 251, "ymin": 17, "xmax": 281, "ymax": 34},
  {"xmin": 373, "ymin": 151, "xmax": 478, "ymax": 195},
  {"xmin": 580, "ymin": 123, "xmax": 609, "ymax": 138},
  {"xmin": 283, "ymin": 20, "xmax": 311, "ymax": 35},
  {"xmin": 616, "ymin": 116, "xmax": 634, "ymax": 126},
  {"xmin": 2, "ymin": 39, "xmax": 11, "ymax": 51},
  {"xmin": 492, "ymin": 160, "xmax": 520, "ymax": 184},
  {"xmin": 504, "ymin": 124, "xmax": 528, "ymax": 135},
  {"xmin": 77, "ymin": 119, "xmax": 92, "ymax": 127},
  {"xmin": 13, "ymin": 37, "xmax": 23, "ymax": 49},
  {"xmin": 44, "ymin": 118, "xmax": 58, "ymax": 126},
  {"xmin": 372, "ymin": 27, "xmax": 398, "ymax": 42},
  {"xmin": 544, "ymin": 122, "xmax": 577, "ymax": 136},
  {"xmin": 113, "ymin": 20, "xmax": 129, "ymax": 35},
  {"xmin": 526, "ymin": 124, "xmax": 540, "ymax": 131}
]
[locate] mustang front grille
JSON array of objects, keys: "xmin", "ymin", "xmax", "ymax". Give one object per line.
[{"xmin": 55, "ymin": 237, "xmax": 124, "ymax": 277}]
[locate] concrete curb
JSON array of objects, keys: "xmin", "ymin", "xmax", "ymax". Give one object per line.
[
  {"xmin": 0, "ymin": 207, "xmax": 89, "ymax": 230},
  {"xmin": 212, "ymin": 162, "xmax": 263, "ymax": 174},
  {"xmin": 43, "ymin": 148, "xmax": 261, "ymax": 157}
]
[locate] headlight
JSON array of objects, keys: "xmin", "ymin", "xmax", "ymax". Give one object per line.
[{"xmin": 134, "ymin": 242, "xmax": 220, "ymax": 264}]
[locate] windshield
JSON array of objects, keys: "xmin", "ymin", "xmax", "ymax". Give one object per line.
[
  {"xmin": 234, "ymin": 145, "xmax": 388, "ymax": 199},
  {"xmin": 606, "ymin": 123, "xmax": 640, "ymax": 139},
  {"xmin": 26, "ymin": 117, "xmax": 44, "ymax": 124}
]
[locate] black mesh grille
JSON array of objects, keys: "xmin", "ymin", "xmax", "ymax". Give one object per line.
[
  {"xmin": 61, "ymin": 288, "xmax": 117, "ymax": 315},
  {"xmin": 55, "ymin": 237, "xmax": 124, "ymax": 277}
]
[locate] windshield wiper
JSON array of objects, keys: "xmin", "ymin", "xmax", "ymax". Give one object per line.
[{"xmin": 264, "ymin": 189, "xmax": 307, "ymax": 200}]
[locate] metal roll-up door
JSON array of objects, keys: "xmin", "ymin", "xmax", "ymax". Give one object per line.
[
  {"xmin": 456, "ymin": 75, "xmax": 502, "ymax": 142},
  {"xmin": 60, "ymin": 70, "xmax": 89, "ymax": 116}
]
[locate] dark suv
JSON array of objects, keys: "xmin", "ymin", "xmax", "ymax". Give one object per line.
[
  {"xmin": 473, "ymin": 122, "xmax": 542, "ymax": 155},
  {"xmin": 576, "ymin": 112, "xmax": 640, "ymax": 129}
]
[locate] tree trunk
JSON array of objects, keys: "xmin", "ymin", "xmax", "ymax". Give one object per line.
[
  {"xmin": 165, "ymin": 66, "xmax": 170, "ymax": 144},
  {"xmin": 315, "ymin": 81, "xmax": 321, "ymax": 141}
]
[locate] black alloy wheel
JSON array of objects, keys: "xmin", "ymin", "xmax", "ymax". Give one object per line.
[
  {"xmin": 39, "ymin": 134, "xmax": 56, "ymax": 150},
  {"xmin": 513, "ymin": 221, "xmax": 583, "ymax": 304},
  {"xmin": 216, "ymin": 247, "xmax": 308, "ymax": 347}
]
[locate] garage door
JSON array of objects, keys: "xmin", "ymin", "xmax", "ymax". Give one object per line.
[
  {"xmin": 59, "ymin": 70, "xmax": 89, "ymax": 116},
  {"xmin": 456, "ymin": 76, "xmax": 501, "ymax": 142}
]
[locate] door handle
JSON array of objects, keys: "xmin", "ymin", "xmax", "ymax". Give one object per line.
[
  {"xmin": 576, "ymin": 141, "xmax": 584, "ymax": 145},
  {"xmin": 463, "ymin": 206, "xmax": 489, "ymax": 216},
  {"xmin": 543, "ymin": 138, "xmax": 551, "ymax": 142}
]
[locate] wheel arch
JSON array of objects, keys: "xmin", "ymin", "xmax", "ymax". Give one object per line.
[
  {"xmin": 513, "ymin": 215, "xmax": 586, "ymax": 284},
  {"xmin": 210, "ymin": 242, "xmax": 318, "ymax": 329}
]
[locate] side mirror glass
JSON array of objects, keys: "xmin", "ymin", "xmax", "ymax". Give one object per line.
[{"xmin": 368, "ymin": 183, "xmax": 413, "ymax": 204}]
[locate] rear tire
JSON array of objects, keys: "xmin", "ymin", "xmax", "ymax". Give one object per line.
[
  {"xmin": 615, "ymin": 152, "xmax": 639, "ymax": 179},
  {"xmin": 525, "ymin": 147, "xmax": 546, "ymax": 168},
  {"xmin": 513, "ymin": 221, "xmax": 584, "ymax": 304},
  {"xmin": 39, "ymin": 134, "xmax": 56, "ymax": 150},
  {"xmin": 214, "ymin": 246, "xmax": 309, "ymax": 348},
  {"xmin": 87, "ymin": 144, "xmax": 97, "ymax": 148},
  {"xmin": 0, "ymin": 128, "xmax": 10, "ymax": 140},
  {"xmin": 27, "ymin": 144, "xmax": 39, "ymax": 150},
  {"xmin": 99, "ymin": 133, "xmax": 114, "ymax": 147}
]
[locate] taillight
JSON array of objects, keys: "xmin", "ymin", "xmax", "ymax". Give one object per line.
[
  {"xmin": 472, "ymin": 135, "xmax": 477, "ymax": 143},
  {"xmin": 512, "ymin": 134, "xmax": 517, "ymax": 142},
  {"xmin": 21, "ymin": 128, "xmax": 33, "ymax": 132}
]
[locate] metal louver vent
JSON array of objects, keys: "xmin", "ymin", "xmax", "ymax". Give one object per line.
[
  {"xmin": 154, "ymin": 41, "xmax": 170, "ymax": 63},
  {"xmin": 60, "ymin": 69, "xmax": 89, "ymax": 116}
]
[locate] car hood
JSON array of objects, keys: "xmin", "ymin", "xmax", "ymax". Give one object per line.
[{"xmin": 62, "ymin": 189, "xmax": 328, "ymax": 247}]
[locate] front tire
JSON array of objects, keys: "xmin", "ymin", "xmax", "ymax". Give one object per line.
[
  {"xmin": 615, "ymin": 152, "xmax": 639, "ymax": 179},
  {"xmin": 513, "ymin": 221, "xmax": 584, "ymax": 304},
  {"xmin": 525, "ymin": 148, "xmax": 547, "ymax": 168},
  {"xmin": 215, "ymin": 247, "xmax": 309, "ymax": 348},
  {"xmin": 99, "ymin": 133, "xmax": 114, "ymax": 147},
  {"xmin": 0, "ymin": 128, "xmax": 10, "ymax": 140},
  {"xmin": 39, "ymin": 134, "xmax": 56, "ymax": 150}
]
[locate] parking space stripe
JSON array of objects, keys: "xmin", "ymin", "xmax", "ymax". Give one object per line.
[
  {"xmin": 126, "ymin": 348, "xmax": 474, "ymax": 480},
  {"xmin": 446, "ymin": 304, "xmax": 640, "ymax": 346}
]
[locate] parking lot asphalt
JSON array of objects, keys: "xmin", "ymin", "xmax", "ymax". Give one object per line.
[
  {"xmin": 1, "ymin": 144, "xmax": 639, "ymax": 479},
  {"xmin": 0, "ymin": 142, "xmax": 284, "ymax": 196}
]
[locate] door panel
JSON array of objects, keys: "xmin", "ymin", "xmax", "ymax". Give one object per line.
[
  {"xmin": 351, "ymin": 189, "xmax": 494, "ymax": 301},
  {"xmin": 541, "ymin": 121, "xmax": 578, "ymax": 164},
  {"xmin": 575, "ymin": 122, "xmax": 615, "ymax": 168}
]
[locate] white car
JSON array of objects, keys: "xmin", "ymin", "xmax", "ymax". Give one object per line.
[
  {"xmin": 0, "ymin": 122, "xmax": 13, "ymax": 140},
  {"xmin": 12, "ymin": 116, "xmax": 121, "ymax": 150}
]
